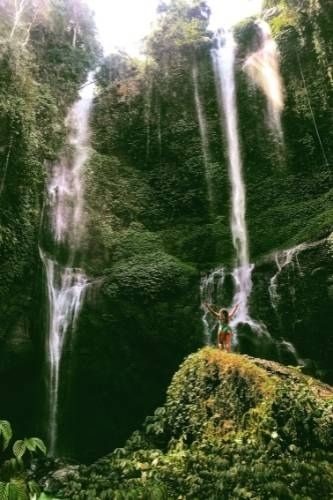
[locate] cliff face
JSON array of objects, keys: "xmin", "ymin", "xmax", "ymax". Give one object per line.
[
  {"xmin": 45, "ymin": 348, "xmax": 333, "ymax": 499},
  {"xmin": 1, "ymin": 0, "xmax": 333, "ymax": 462},
  {"xmin": 60, "ymin": 0, "xmax": 333, "ymax": 459},
  {"xmin": 35, "ymin": 0, "xmax": 333, "ymax": 459},
  {"xmin": 250, "ymin": 236, "xmax": 333, "ymax": 382}
]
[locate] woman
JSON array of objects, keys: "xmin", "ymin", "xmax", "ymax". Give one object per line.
[{"xmin": 204, "ymin": 302, "xmax": 239, "ymax": 352}]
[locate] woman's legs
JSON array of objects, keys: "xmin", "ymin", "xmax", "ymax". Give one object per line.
[{"xmin": 222, "ymin": 333, "xmax": 232, "ymax": 352}]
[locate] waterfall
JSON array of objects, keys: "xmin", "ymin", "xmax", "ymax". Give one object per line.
[
  {"xmin": 40, "ymin": 73, "xmax": 95, "ymax": 455},
  {"xmin": 48, "ymin": 74, "xmax": 95, "ymax": 248},
  {"xmin": 40, "ymin": 251, "xmax": 88, "ymax": 455},
  {"xmin": 243, "ymin": 20, "xmax": 284, "ymax": 139},
  {"xmin": 192, "ymin": 63, "xmax": 214, "ymax": 214},
  {"xmin": 212, "ymin": 29, "xmax": 252, "ymax": 333}
]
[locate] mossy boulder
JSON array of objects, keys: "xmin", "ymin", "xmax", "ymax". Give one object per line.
[
  {"xmin": 55, "ymin": 249, "xmax": 202, "ymax": 461},
  {"xmin": 47, "ymin": 348, "xmax": 333, "ymax": 499}
]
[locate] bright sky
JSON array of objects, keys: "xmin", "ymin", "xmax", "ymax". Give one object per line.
[
  {"xmin": 86, "ymin": 0, "xmax": 263, "ymax": 56},
  {"xmin": 208, "ymin": 0, "xmax": 263, "ymax": 31},
  {"xmin": 86, "ymin": 0, "xmax": 160, "ymax": 56}
]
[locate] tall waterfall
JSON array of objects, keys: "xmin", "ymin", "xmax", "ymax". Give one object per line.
[
  {"xmin": 40, "ymin": 73, "xmax": 95, "ymax": 455},
  {"xmin": 212, "ymin": 30, "xmax": 252, "ymax": 331},
  {"xmin": 244, "ymin": 20, "xmax": 284, "ymax": 139}
]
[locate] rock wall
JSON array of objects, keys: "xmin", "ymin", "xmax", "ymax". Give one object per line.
[{"xmin": 250, "ymin": 235, "xmax": 333, "ymax": 382}]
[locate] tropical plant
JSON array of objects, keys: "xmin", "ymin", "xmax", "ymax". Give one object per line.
[{"xmin": 0, "ymin": 420, "xmax": 47, "ymax": 500}]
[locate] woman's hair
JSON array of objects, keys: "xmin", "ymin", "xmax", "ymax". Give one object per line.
[{"xmin": 219, "ymin": 308, "xmax": 229, "ymax": 321}]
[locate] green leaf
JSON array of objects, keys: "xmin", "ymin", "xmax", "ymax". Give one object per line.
[
  {"xmin": 12, "ymin": 439, "xmax": 26, "ymax": 461},
  {"xmin": 25, "ymin": 438, "xmax": 47, "ymax": 455},
  {"xmin": 0, "ymin": 421, "xmax": 12, "ymax": 451}
]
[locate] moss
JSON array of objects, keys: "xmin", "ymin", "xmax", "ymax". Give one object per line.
[{"xmin": 48, "ymin": 349, "xmax": 333, "ymax": 499}]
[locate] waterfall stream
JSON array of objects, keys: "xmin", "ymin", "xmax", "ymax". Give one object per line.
[
  {"xmin": 40, "ymin": 252, "xmax": 88, "ymax": 455},
  {"xmin": 212, "ymin": 29, "xmax": 252, "ymax": 336},
  {"xmin": 202, "ymin": 12, "xmax": 302, "ymax": 364},
  {"xmin": 48, "ymin": 74, "xmax": 95, "ymax": 248},
  {"xmin": 40, "ymin": 73, "xmax": 95, "ymax": 455}
]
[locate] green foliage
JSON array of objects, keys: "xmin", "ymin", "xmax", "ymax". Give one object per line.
[
  {"xmin": 0, "ymin": 479, "xmax": 29, "ymax": 500},
  {"xmin": 234, "ymin": 0, "xmax": 333, "ymax": 258},
  {"xmin": 146, "ymin": 0, "xmax": 210, "ymax": 63},
  {"xmin": 105, "ymin": 251, "xmax": 196, "ymax": 302},
  {"xmin": 91, "ymin": 0, "xmax": 333, "ymax": 274},
  {"xmin": 13, "ymin": 438, "xmax": 46, "ymax": 462},
  {"xmin": 0, "ymin": 420, "xmax": 46, "ymax": 500},
  {"xmin": 0, "ymin": 0, "xmax": 99, "ymax": 336},
  {"xmin": 47, "ymin": 349, "xmax": 333, "ymax": 499},
  {"xmin": 0, "ymin": 1, "xmax": 100, "ymax": 460}
]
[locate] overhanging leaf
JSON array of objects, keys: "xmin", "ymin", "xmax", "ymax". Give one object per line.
[{"xmin": 25, "ymin": 438, "xmax": 47, "ymax": 455}]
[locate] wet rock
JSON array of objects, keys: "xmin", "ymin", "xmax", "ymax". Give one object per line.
[{"xmin": 251, "ymin": 237, "xmax": 333, "ymax": 383}]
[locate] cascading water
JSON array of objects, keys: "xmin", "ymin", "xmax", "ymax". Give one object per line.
[
  {"xmin": 243, "ymin": 20, "xmax": 284, "ymax": 139},
  {"xmin": 49, "ymin": 74, "xmax": 95, "ymax": 248},
  {"xmin": 268, "ymin": 238, "xmax": 327, "ymax": 312},
  {"xmin": 203, "ymin": 8, "xmax": 299, "ymax": 360},
  {"xmin": 40, "ymin": 72, "xmax": 95, "ymax": 455},
  {"xmin": 192, "ymin": 63, "xmax": 214, "ymax": 214},
  {"xmin": 211, "ymin": 29, "xmax": 253, "ymax": 335},
  {"xmin": 201, "ymin": 3, "xmax": 287, "ymax": 349},
  {"xmin": 39, "ymin": 252, "xmax": 88, "ymax": 455}
]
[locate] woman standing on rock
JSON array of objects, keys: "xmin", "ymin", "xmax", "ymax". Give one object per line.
[{"xmin": 204, "ymin": 303, "xmax": 239, "ymax": 352}]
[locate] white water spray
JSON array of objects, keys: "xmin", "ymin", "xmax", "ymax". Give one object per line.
[
  {"xmin": 41, "ymin": 73, "xmax": 95, "ymax": 455},
  {"xmin": 244, "ymin": 20, "xmax": 284, "ymax": 138}
]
